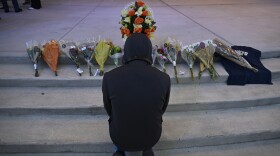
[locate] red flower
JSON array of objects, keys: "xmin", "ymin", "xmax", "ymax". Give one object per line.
[
  {"xmin": 137, "ymin": 1, "xmax": 145, "ymax": 7},
  {"xmin": 199, "ymin": 42, "xmax": 205, "ymax": 49},
  {"xmin": 142, "ymin": 10, "xmax": 149, "ymax": 16},
  {"xmin": 121, "ymin": 28, "xmax": 131, "ymax": 36},
  {"xmin": 157, "ymin": 48, "xmax": 164, "ymax": 54},
  {"xmin": 144, "ymin": 28, "xmax": 151, "ymax": 34},
  {"xmin": 134, "ymin": 17, "xmax": 144, "ymax": 24},
  {"xmin": 128, "ymin": 10, "xmax": 135, "ymax": 17},
  {"xmin": 134, "ymin": 27, "xmax": 142, "ymax": 33}
]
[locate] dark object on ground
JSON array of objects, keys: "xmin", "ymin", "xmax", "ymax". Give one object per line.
[
  {"xmin": 220, "ymin": 46, "xmax": 272, "ymax": 85},
  {"xmin": 31, "ymin": 0, "xmax": 41, "ymax": 9},
  {"xmin": 23, "ymin": 0, "xmax": 30, "ymax": 5}
]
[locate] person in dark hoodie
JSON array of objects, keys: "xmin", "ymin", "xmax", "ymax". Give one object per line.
[{"xmin": 102, "ymin": 33, "xmax": 171, "ymax": 156}]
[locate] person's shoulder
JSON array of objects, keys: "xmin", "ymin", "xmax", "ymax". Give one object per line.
[
  {"xmin": 104, "ymin": 65, "xmax": 126, "ymax": 78},
  {"xmin": 150, "ymin": 67, "xmax": 170, "ymax": 80}
]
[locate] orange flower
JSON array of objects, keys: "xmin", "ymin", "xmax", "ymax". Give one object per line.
[
  {"xmin": 142, "ymin": 10, "xmax": 149, "ymax": 16},
  {"xmin": 144, "ymin": 28, "xmax": 152, "ymax": 38},
  {"xmin": 134, "ymin": 27, "xmax": 142, "ymax": 33},
  {"xmin": 144, "ymin": 28, "xmax": 151, "ymax": 34},
  {"xmin": 151, "ymin": 26, "xmax": 156, "ymax": 32},
  {"xmin": 137, "ymin": 1, "xmax": 145, "ymax": 7},
  {"xmin": 121, "ymin": 28, "xmax": 131, "ymax": 36},
  {"xmin": 128, "ymin": 10, "xmax": 135, "ymax": 17},
  {"xmin": 134, "ymin": 17, "xmax": 144, "ymax": 24}
]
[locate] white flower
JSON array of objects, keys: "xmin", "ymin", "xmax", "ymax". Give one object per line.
[
  {"xmin": 123, "ymin": 35, "xmax": 128, "ymax": 41},
  {"xmin": 124, "ymin": 17, "xmax": 131, "ymax": 23},
  {"xmin": 133, "ymin": 24, "xmax": 142, "ymax": 28},
  {"xmin": 121, "ymin": 9, "xmax": 128, "ymax": 17},
  {"xmin": 135, "ymin": 7, "xmax": 143, "ymax": 16},
  {"xmin": 145, "ymin": 18, "xmax": 152, "ymax": 25}
]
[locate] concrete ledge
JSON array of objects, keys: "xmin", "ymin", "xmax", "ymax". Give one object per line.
[
  {"xmin": 1, "ymin": 81, "xmax": 279, "ymax": 115},
  {"xmin": 0, "ymin": 57, "xmax": 280, "ymax": 87},
  {"xmin": 0, "ymin": 81, "xmax": 280, "ymax": 115},
  {"xmin": 0, "ymin": 51, "xmax": 279, "ymax": 64}
]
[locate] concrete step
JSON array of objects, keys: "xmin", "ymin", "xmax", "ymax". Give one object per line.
[
  {"xmin": 156, "ymin": 139, "xmax": 280, "ymax": 156},
  {"xmin": 2, "ymin": 139, "xmax": 279, "ymax": 156},
  {"xmin": 0, "ymin": 50, "xmax": 279, "ymax": 65},
  {"xmin": 0, "ymin": 104, "xmax": 280, "ymax": 153},
  {"xmin": 1, "ymin": 80, "xmax": 279, "ymax": 115},
  {"xmin": 0, "ymin": 58, "xmax": 280, "ymax": 87}
]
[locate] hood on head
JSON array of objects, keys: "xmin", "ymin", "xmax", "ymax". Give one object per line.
[{"xmin": 123, "ymin": 33, "xmax": 153, "ymax": 65}]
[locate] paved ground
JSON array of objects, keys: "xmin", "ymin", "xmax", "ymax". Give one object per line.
[
  {"xmin": 0, "ymin": 0, "xmax": 280, "ymax": 53},
  {"xmin": 1, "ymin": 139, "xmax": 280, "ymax": 156},
  {"xmin": 1, "ymin": 1, "xmax": 280, "ymax": 155}
]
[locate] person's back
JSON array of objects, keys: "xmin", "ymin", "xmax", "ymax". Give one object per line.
[{"xmin": 102, "ymin": 33, "xmax": 170, "ymax": 155}]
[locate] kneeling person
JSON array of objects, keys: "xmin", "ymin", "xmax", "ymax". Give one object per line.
[{"xmin": 102, "ymin": 33, "xmax": 170, "ymax": 155}]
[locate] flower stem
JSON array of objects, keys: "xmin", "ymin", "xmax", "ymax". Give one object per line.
[
  {"xmin": 35, "ymin": 69, "xmax": 39, "ymax": 77},
  {"xmin": 198, "ymin": 71, "xmax": 202, "ymax": 79},
  {"xmin": 99, "ymin": 70, "xmax": 104, "ymax": 76},
  {"xmin": 89, "ymin": 66, "xmax": 93, "ymax": 76},
  {"xmin": 190, "ymin": 68, "xmax": 194, "ymax": 81},
  {"xmin": 174, "ymin": 66, "xmax": 179, "ymax": 83}
]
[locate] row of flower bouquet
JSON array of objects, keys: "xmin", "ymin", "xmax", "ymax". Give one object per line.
[
  {"xmin": 26, "ymin": 37, "xmax": 258, "ymax": 84},
  {"xmin": 26, "ymin": 38, "xmax": 123, "ymax": 77},
  {"xmin": 152, "ymin": 37, "xmax": 258, "ymax": 83}
]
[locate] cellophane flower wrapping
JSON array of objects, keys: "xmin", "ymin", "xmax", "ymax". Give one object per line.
[
  {"xmin": 42, "ymin": 40, "xmax": 59, "ymax": 76},
  {"xmin": 213, "ymin": 38, "xmax": 258, "ymax": 72},
  {"xmin": 109, "ymin": 45, "xmax": 124, "ymax": 67},
  {"xmin": 59, "ymin": 40, "xmax": 83, "ymax": 76},
  {"xmin": 154, "ymin": 46, "xmax": 168, "ymax": 72},
  {"xmin": 26, "ymin": 40, "xmax": 42, "ymax": 77},
  {"xmin": 120, "ymin": 1, "xmax": 157, "ymax": 40},
  {"xmin": 95, "ymin": 39, "xmax": 111, "ymax": 76},
  {"xmin": 78, "ymin": 39, "xmax": 96, "ymax": 76},
  {"xmin": 162, "ymin": 37, "xmax": 182, "ymax": 83},
  {"xmin": 152, "ymin": 45, "xmax": 158, "ymax": 66},
  {"xmin": 192, "ymin": 41, "xmax": 219, "ymax": 79},
  {"xmin": 181, "ymin": 45, "xmax": 196, "ymax": 80}
]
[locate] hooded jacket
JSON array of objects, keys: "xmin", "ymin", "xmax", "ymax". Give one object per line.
[{"xmin": 102, "ymin": 33, "xmax": 171, "ymax": 151}]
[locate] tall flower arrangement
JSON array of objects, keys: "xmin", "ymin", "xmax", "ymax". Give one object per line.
[{"xmin": 120, "ymin": 1, "xmax": 157, "ymax": 40}]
